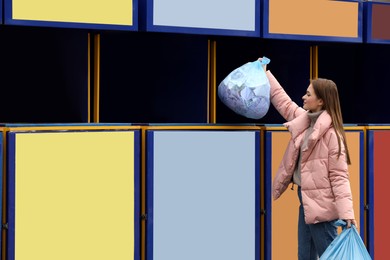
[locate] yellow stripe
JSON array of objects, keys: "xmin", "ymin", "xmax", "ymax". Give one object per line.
[
  {"xmin": 265, "ymin": 126, "xmax": 365, "ymax": 131},
  {"xmin": 94, "ymin": 34, "xmax": 101, "ymax": 123},
  {"xmin": 88, "ymin": 33, "xmax": 91, "ymax": 123},
  {"xmin": 264, "ymin": 126, "xmax": 287, "ymax": 131},
  {"xmin": 207, "ymin": 40, "xmax": 217, "ymax": 123},
  {"xmin": 1, "ymin": 129, "xmax": 7, "ymax": 260},
  {"xmin": 145, "ymin": 125, "xmax": 262, "ymax": 131},
  {"xmin": 7, "ymin": 126, "xmax": 141, "ymax": 132},
  {"xmin": 310, "ymin": 45, "xmax": 318, "ymax": 79},
  {"xmin": 344, "ymin": 126, "xmax": 365, "ymax": 131},
  {"xmin": 6, "ymin": 125, "xmax": 365, "ymax": 133},
  {"xmin": 365, "ymin": 126, "xmax": 390, "ymax": 130}
]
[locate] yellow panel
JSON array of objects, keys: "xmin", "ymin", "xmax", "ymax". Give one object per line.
[
  {"xmin": 14, "ymin": 131, "xmax": 135, "ymax": 260},
  {"xmin": 12, "ymin": 0, "xmax": 133, "ymax": 25},
  {"xmin": 269, "ymin": 0, "xmax": 359, "ymax": 37},
  {"xmin": 271, "ymin": 131, "xmax": 361, "ymax": 260}
]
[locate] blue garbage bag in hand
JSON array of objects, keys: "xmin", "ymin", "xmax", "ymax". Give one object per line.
[
  {"xmin": 218, "ymin": 57, "xmax": 271, "ymax": 119},
  {"xmin": 320, "ymin": 220, "xmax": 372, "ymax": 260}
]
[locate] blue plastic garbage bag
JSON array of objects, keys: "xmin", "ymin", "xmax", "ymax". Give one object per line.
[
  {"xmin": 218, "ymin": 57, "xmax": 271, "ymax": 119},
  {"xmin": 320, "ymin": 220, "xmax": 372, "ymax": 260}
]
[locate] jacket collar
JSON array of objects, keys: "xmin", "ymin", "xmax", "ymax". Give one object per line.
[{"xmin": 283, "ymin": 110, "xmax": 332, "ymax": 148}]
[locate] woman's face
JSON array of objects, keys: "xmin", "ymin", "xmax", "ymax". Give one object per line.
[{"xmin": 302, "ymin": 84, "xmax": 323, "ymax": 112}]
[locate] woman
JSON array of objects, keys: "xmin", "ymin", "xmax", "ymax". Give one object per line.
[{"xmin": 262, "ymin": 61, "xmax": 357, "ymax": 259}]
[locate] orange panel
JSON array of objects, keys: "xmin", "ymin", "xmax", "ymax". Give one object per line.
[
  {"xmin": 271, "ymin": 131, "xmax": 298, "ymax": 260},
  {"xmin": 346, "ymin": 131, "xmax": 361, "ymax": 232},
  {"xmin": 269, "ymin": 0, "xmax": 359, "ymax": 37},
  {"xmin": 271, "ymin": 131, "xmax": 361, "ymax": 260}
]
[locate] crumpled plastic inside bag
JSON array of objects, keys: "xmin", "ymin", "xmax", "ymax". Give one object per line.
[{"xmin": 218, "ymin": 57, "xmax": 271, "ymax": 119}]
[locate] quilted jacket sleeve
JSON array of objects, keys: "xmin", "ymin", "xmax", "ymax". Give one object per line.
[
  {"xmin": 266, "ymin": 70, "xmax": 305, "ymax": 121},
  {"xmin": 327, "ymin": 131, "xmax": 355, "ymax": 220}
]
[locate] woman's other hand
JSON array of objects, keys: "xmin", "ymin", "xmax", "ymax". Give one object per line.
[{"xmin": 346, "ymin": 219, "xmax": 357, "ymax": 229}]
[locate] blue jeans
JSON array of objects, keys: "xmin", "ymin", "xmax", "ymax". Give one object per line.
[{"xmin": 298, "ymin": 187, "xmax": 337, "ymax": 260}]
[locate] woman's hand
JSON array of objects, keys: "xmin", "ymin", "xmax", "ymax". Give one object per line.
[{"xmin": 346, "ymin": 219, "xmax": 357, "ymax": 229}]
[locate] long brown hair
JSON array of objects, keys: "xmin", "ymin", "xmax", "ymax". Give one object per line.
[{"xmin": 311, "ymin": 78, "xmax": 351, "ymax": 165}]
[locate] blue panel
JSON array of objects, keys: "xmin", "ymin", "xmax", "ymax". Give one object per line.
[
  {"xmin": 4, "ymin": 0, "xmax": 138, "ymax": 30},
  {"xmin": 255, "ymin": 132, "xmax": 260, "ymax": 260},
  {"xmin": 7, "ymin": 132, "xmax": 16, "ymax": 260},
  {"xmin": 146, "ymin": 131, "xmax": 155, "ymax": 260},
  {"xmin": 263, "ymin": 0, "xmax": 363, "ymax": 43},
  {"xmin": 365, "ymin": 2, "xmax": 390, "ymax": 44},
  {"xmin": 365, "ymin": 2, "xmax": 372, "ymax": 43},
  {"xmin": 264, "ymin": 131, "xmax": 272, "ymax": 260},
  {"xmin": 351, "ymin": 130, "xmax": 366, "ymax": 239},
  {"xmin": 359, "ymin": 131, "xmax": 365, "ymax": 239},
  {"xmin": 0, "ymin": 0, "xmax": 3, "ymax": 24},
  {"xmin": 347, "ymin": 130, "xmax": 367, "ymax": 239},
  {"xmin": 146, "ymin": 130, "xmax": 260, "ymax": 260},
  {"xmin": 146, "ymin": 0, "xmax": 260, "ymax": 37}
]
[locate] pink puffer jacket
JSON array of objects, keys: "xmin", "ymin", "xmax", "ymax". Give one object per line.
[{"xmin": 266, "ymin": 71, "xmax": 355, "ymax": 224}]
